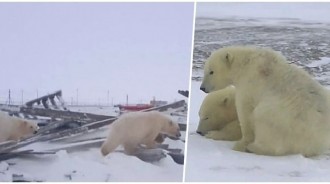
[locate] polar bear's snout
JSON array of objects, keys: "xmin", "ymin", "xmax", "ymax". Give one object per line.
[
  {"xmin": 176, "ymin": 131, "xmax": 181, "ymax": 138},
  {"xmin": 200, "ymin": 86, "xmax": 207, "ymax": 93},
  {"xmin": 196, "ymin": 130, "xmax": 204, "ymax": 136}
]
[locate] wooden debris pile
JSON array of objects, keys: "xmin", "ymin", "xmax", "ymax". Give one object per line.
[{"xmin": 0, "ymin": 90, "xmax": 187, "ymax": 165}]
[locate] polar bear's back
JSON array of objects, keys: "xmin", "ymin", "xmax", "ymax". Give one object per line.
[{"xmin": 110, "ymin": 111, "xmax": 169, "ymax": 141}]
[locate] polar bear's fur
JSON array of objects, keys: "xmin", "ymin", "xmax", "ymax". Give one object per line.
[
  {"xmin": 197, "ymin": 86, "xmax": 241, "ymax": 141},
  {"xmin": 201, "ymin": 46, "xmax": 330, "ymax": 156},
  {"xmin": 0, "ymin": 111, "xmax": 39, "ymax": 143},
  {"xmin": 101, "ymin": 111, "xmax": 181, "ymax": 156}
]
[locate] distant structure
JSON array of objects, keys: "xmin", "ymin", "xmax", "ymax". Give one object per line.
[
  {"xmin": 25, "ymin": 90, "xmax": 67, "ymax": 110},
  {"xmin": 150, "ymin": 96, "xmax": 167, "ymax": 107}
]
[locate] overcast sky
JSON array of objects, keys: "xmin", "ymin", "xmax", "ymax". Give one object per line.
[
  {"xmin": 197, "ymin": 3, "xmax": 330, "ymax": 23},
  {"xmin": 0, "ymin": 3, "xmax": 194, "ymax": 105}
]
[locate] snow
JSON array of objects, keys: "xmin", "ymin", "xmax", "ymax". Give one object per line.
[
  {"xmin": 307, "ymin": 57, "xmax": 330, "ymax": 68},
  {"xmin": 0, "ymin": 108, "xmax": 186, "ymax": 182},
  {"xmin": 4, "ymin": 149, "xmax": 182, "ymax": 182},
  {"xmin": 185, "ymin": 81, "xmax": 330, "ymax": 182}
]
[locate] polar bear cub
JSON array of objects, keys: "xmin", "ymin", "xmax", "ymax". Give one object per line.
[{"xmin": 197, "ymin": 86, "xmax": 241, "ymax": 141}]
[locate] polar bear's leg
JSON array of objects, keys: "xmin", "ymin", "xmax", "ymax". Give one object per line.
[
  {"xmin": 144, "ymin": 140, "xmax": 157, "ymax": 149},
  {"xmin": 142, "ymin": 132, "xmax": 159, "ymax": 149},
  {"xmin": 205, "ymin": 120, "xmax": 241, "ymax": 141},
  {"xmin": 246, "ymin": 99, "xmax": 286, "ymax": 156},
  {"xmin": 233, "ymin": 96, "xmax": 255, "ymax": 152},
  {"xmin": 101, "ymin": 134, "xmax": 121, "ymax": 156}
]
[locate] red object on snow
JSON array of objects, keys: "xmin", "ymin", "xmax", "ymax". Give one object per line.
[{"xmin": 118, "ymin": 104, "xmax": 154, "ymax": 111}]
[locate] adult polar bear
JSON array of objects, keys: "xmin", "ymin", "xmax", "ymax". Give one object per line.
[
  {"xmin": 200, "ymin": 46, "xmax": 330, "ymax": 156},
  {"xmin": 101, "ymin": 111, "xmax": 181, "ymax": 156}
]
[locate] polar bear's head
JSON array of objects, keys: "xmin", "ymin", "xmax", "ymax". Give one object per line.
[
  {"xmin": 163, "ymin": 119, "xmax": 181, "ymax": 139},
  {"xmin": 200, "ymin": 48, "xmax": 236, "ymax": 93},
  {"xmin": 19, "ymin": 119, "xmax": 39, "ymax": 138},
  {"xmin": 197, "ymin": 86, "xmax": 237, "ymax": 135}
]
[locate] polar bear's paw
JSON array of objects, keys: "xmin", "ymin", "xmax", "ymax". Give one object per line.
[
  {"xmin": 233, "ymin": 140, "xmax": 248, "ymax": 152},
  {"xmin": 205, "ymin": 131, "xmax": 225, "ymax": 140}
]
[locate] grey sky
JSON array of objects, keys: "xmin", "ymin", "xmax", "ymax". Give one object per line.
[
  {"xmin": 0, "ymin": 3, "xmax": 194, "ymax": 105},
  {"xmin": 197, "ymin": 2, "xmax": 330, "ymax": 23}
]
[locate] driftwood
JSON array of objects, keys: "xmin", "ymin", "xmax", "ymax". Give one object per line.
[
  {"xmin": 178, "ymin": 90, "xmax": 189, "ymax": 98},
  {"xmin": 142, "ymin": 100, "xmax": 186, "ymax": 112},
  {"xmin": 0, "ymin": 150, "xmax": 55, "ymax": 161},
  {"xmin": 25, "ymin": 90, "xmax": 65, "ymax": 110},
  {"xmin": 20, "ymin": 107, "xmax": 114, "ymax": 122},
  {"xmin": 0, "ymin": 99, "xmax": 187, "ymax": 165}
]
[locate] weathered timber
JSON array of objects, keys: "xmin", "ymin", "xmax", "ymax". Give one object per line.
[
  {"xmin": 134, "ymin": 148, "xmax": 167, "ymax": 163},
  {"xmin": 25, "ymin": 90, "xmax": 63, "ymax": 108},
  {"xmin": 0, "ymin": 126, "xmax": 88, "ymax": 153},
  {"xmin": 0, "ymin": 99, "xmax": 187, "ymax": 156},
  {"xmin": 0, "ymin": 141, "xmax": 17, "ymax": 150},
  {"xmin": 168, "ymin": 152, "xmax": 184, "ymax": 165},
  {"xmin": 0, "ymin": 150, "xmax": 55, "ymax": 161},
  {"xmin": 143, "ymin": 100, "xmax": 186, "ymax": 112},
  {"xmin": 20, "ymin": 107, "xmax": 115, "ymax": 122},
  {"xmin": 178, "ymin": 90, "xmax": 189, "ymax": 98}
]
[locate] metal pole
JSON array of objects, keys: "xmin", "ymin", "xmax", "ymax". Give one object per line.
[
  {"xmin": 21, "ymin": 90, "xmax": 24, "ymax": 105},
  {"xmin": 76, "ymin": 89, "xmax": 79, "ymax": 106},
  {"xmin": 8, "ymin": 89, "xmax": 11, "ymax": 105},
  {"xmin": 107, "ymin": 90, "xmax": 110, "ymax": 106}
]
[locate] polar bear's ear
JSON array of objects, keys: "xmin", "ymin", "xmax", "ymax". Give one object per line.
[
  {"xmin": 221, "ymin": 97, "xmax": 228, "ymax": 106},
  {"xmin": 225, "ymin": 52, "xmax": 234, "ymax": 67}
]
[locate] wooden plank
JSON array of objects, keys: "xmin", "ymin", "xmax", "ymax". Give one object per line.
[
  {"xmin": 0, "ymin": 100, "xmax": 186, "ymax": 155},
  {"xmin": 0, "ymin": 126, "xmax": 88, "ymax": 153},
  {"xmin": 168, "ymin": 152, "xmax": 184, "ymax": 165},
  {"xmin": 25, "ymin": 90, "xmax": 62, "ymax": 107},
  {"xmin": 20, "ymin": 107, "xmax": 115, "ymax": 122},
  {"xmin": 142, "ymin": 100, "xmax": 186, "ymax": 112},
  {"xmin": 178, "ymin": 90, "xmax": 189, "ymax": 98}
]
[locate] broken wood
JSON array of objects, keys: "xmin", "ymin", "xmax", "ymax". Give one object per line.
[
  {"xmin": 20, "ymin": 107, "xmax": 114, "ymax": 122},
  {"xmin": 178, "ymin": 90, "xmax": 189, "ymax": 98}
]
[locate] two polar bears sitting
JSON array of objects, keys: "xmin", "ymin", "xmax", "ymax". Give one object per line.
[{"xmin": 198, "ymin": 46, "xmax": 330, "ymax": 157}]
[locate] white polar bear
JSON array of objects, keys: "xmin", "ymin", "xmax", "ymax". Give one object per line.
[
  {"xmin": 197, "ymin": 86, "xmax": 241, "ymax": 141},
  {"xmin": 101, "ymin": 111, "xmax": 181, "ymax": 156},
  {"xmin": 200, "ymin": 46, "xmax": 330, "ymax": 156},
  {"xmin": 0, "ymin": 111, "xmax": 39, "ymax": 143}
]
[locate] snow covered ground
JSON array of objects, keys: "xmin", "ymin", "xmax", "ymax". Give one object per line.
[
  {"xmin": 0, "ymin": 106, "xmax": 186, "ymax": 182},
  {"xmin": 186, "ymin": 16, "xmax": 330, "ymax": 182}
]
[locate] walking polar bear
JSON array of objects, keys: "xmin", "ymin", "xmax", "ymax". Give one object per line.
[
  {"xmin": 101, "ymin": 111, "xmax": 181, "ymax": 156},
  {"xmin": 197, "ymin": 86, "xmax": 241, "ymax": 141},
  {"xmin": 200, "ymin": 46, "xmax": 330, "ymax": 156},
  {"xmin": 0, "ymin": 111, "xmax": 39, "ymax": 143}
]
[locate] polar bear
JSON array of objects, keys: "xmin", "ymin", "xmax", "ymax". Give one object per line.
[
  {"xmin": 200, "ymin": 46, "xmax": 330, "ymax": 156},
  {"xmin": 197, "ymin": 86, "xmax": 241, "ymax": 141},
  {"xmin": 0, "ymin": 111, "xmax": 39, "ymax": 143},
  {"xmin": 101, "ymin": 111, "xmax": 181, "ymax": 156}
]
